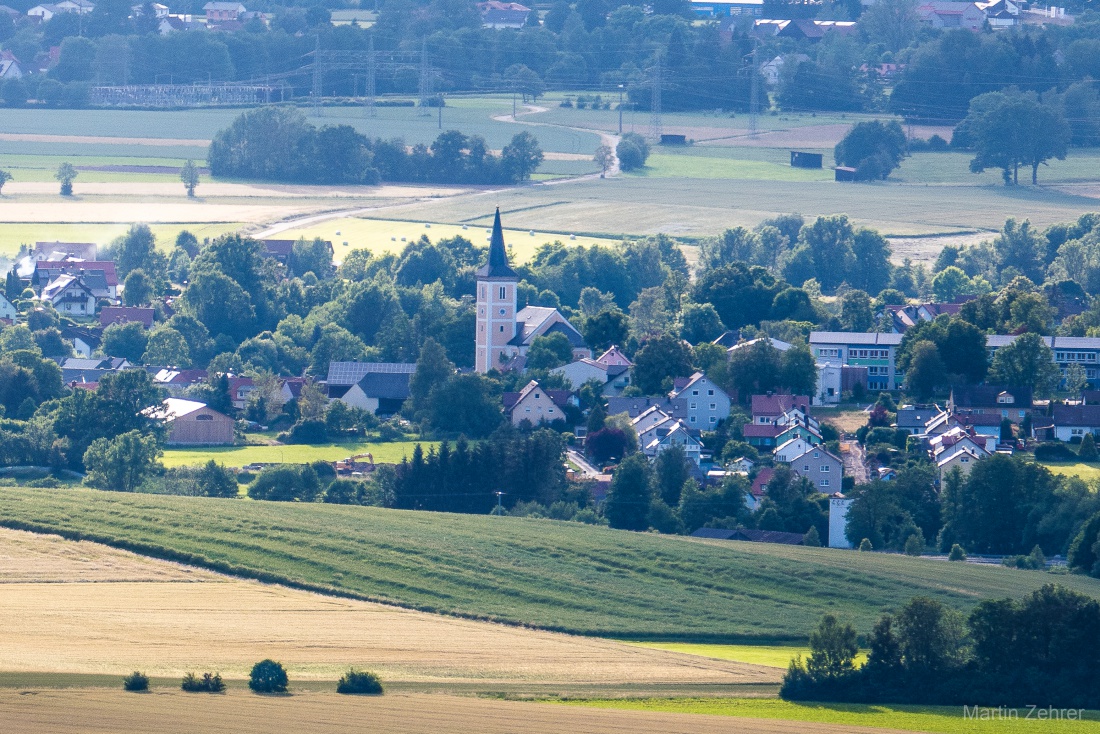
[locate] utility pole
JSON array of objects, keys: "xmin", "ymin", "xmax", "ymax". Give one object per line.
[
  {"xmin": 748, "ymin": 40, "xmax": 760, "ymax": 138},
  {"xmin": 417, "ymin": 37, "xmax": 432, "ymax": 117},
  {"xmin": 494, "ymin": 491, "xmax": 505, "ymax": 515},
  {"xmin": 512, "ymin": 88, "xmax": 517, "ymax": 119},
  {"xmin": 438, "ymin": 93, "xmax": 443, "ymax": 129},
  {"xmin": 649, "ymin": 52, "xmax": 662, "ymax": 142},
  {"xmin": 311, "ymin": 36, "xmax": 322, "ymax": 117},
  {"xmin": 366, "ymin": 34, "xmax": 376, "ymax": 118},
  {"xmin": 618, "ymin": 83, "xmax": 624, "ymax": 135}
]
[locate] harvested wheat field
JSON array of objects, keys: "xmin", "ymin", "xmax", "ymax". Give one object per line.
[
  {"xmin": 0, "ymin": 529, "xmax": 777, "ymax": 689},
  {"xmin": 0, "ymin": 690, "xmax": 908, "ymax": 734}
]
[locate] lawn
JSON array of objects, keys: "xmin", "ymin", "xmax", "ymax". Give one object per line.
[
  {"xmin": 562, "ymin": 699, "xmax": 1100, "ymax": 733},
  {"xmin": 0, "ymin": 487, "xmax": 1097, "ymax": 641},
  {"xmin": 160, "ymin": 439, "xmax": 426, "ymax": 468},
  {"xmin": 627, "ymin": 152, "xmax": 833, "ymax": 182},
  {"xmin": 276, "ymin": 216, "xmax": 622, "ymax": 265},
  {"xmin": 1035, "ymin": 461, "xmax": 1100, "ymax": 481}
]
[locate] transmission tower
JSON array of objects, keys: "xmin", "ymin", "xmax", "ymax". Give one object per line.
[
  {"xmin": 366, "ymin": 34, "xmax": 377, "ymax": 118},
  {"xmin": 311, "ymin": 36, "xmax": 323, "ymax": 117},
  {"xmin": 649, "ymin": 52, "xmax": 662, "ymax": 142},
  {"xmin": 748, "ymin": 41, "xmax": 760, "ymax": 138},
  {"xmin": 417, "ymin": 37, "xmax": 432, "ymax": 117}
]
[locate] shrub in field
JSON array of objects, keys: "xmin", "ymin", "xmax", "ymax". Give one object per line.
[
  {"xmin": 1033, "ymin": 442, "xmax": 1077, "ymax": 462},
  {"xmin": 859, "ymin": 538, "xmax": 873, "ymax": 551},
  {"xmin": 123, "ymin": 671, "xmax": 149, "ymax": 691},
  {"xmin": 948, "ymin": 544, "xmax": 966, "ymax": 561},
  {"xmin": 903, "ymin": 534, "xmax": 923, "ymax": 557},
  {"xmin": 249, "ymin": 659, "xmax": 288, "ymax": 693},
  {"xmin": 336, "ymin": 669, "xmax": 383, "ymax": 695},
  {"xmin": 181, "ymin": 672, "xmax": 226, "ymax": 692}
]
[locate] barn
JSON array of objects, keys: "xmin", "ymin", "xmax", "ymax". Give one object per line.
[{"xmin": 152, "ymin": 398, "xmax": 235, "ymax": 446}]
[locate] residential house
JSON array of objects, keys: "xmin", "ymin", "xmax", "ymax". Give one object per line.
[
  {"xmin": 669, "ymin": 372, "xmax": 731, "ymax": 429},
  {"xmin": 748, "ymin": 466, "xmax": 774, "ymax": 510},
  {"xmin": 691, "ymin": 0, "xmax": 763, "ymax": 16},
  {"xmin": 742, "ymin": 422, "xmax": 782, "ymax": 449},
  {"xmin": 937, "ymin": 445, "xmax": 986, "ymax": 479},
  {"xmin": 947, "ymin": 384, "xmax": 1032, "ymax": 423},
  {"xmin": 1051, "ymin": 404, "xmax": 1100, "ymax": 442},
  {"xmin": 60, "ymin": 357, "xmax": 130, "ymax": 384},
  {"xmin": 150, "ymin": 398, "xmax": 234, "ymax": 446},
  {"xmin": 151, "ymin": 367, "xmax": 209, "ymax": 398},
  {"xmin": 475, "ymin": 211, "xmax": 589, "ymax": 373},
  {"xmin": 643, "ymin": 420, "xmax": 703, "ymax": 464},
  {"xmin": 324, "ymin": 361, "xmax": 417, "ymax": 400},
  {"xmin": 0, "ymin": 291, "xmax": 16, "ymax": 321},
  {"xmin": 751, "ymin": 394, "xmax": 812, "ymax": 425},
  {"xmin": 203, "ymin": 1, "xmax": 244, "ymax": 21},
  {"xmin": 726, "ymin": 336, "xmax": 792, "ymax": 356},
  {"xmin": 760, "ymin": 54, "xmax": 809, "ymax": 87},
  {"xmin": 551, "ymin": 358, "xmax": 632, "ymax": 395},
  {"xmin": 503, "ymin": 380, "xmax": 575, "ymax": 427},
  {"xmin": 930, "ymin": 427, "xmax": 995, "ymax": 461},
  {"xmin": 338, "ymin": 369, "xmax": 414, "ymax": 416},
  {"xmin": 632, "ymin": 405, "xmax": 675, "ymax": 437},
  {"xmin": 777, "ymin": 421, "xmax": 822, "ymax": 447},
  {"xmin": 596, "ymin": 345, "xmax": 632, "ymax": 367},
  {"xmin": 0, "ymin": 53, "xmax": 22, "ymax": 79},
  {"xmin": 789, "ymin": 446, "xmax": 843, "ymax": 491},
  {"xmin": 635, "ymin": 412, "xmax": 681, "ymax": 452},
  {"xmin": 754, "ymin": 18, "xmax": 857, "ymax": 40},
  {"xmin": 131, "ymin": 1, "xmax": 169, "ymax": 17},
  {"xmin": 33, "ymin": 261, "xmax": 119, "ymax": 300},
  {"xmin": 476, "ymin": 0, "xmax": 530, "ymax": 28},
  {"xmin": 917, "ymin": 1, "xmax": 987, "ymax": 30},
  {"xmin": 881, "ymin": 299, "xmax": 971, "ymax": 333},
  {"xmin": 100, "ymin": 306, "xmax": 155, "ymax": 329},
  {"xmin": 730, "ymin": 456, "xmax": 754, "ymax": 473},
  {"xmin": 29, "ymin": 241, "xmax": 97, "ymax": 263},
  {"xmin": 775, "ymin": 436, "xmax": 815, "ymax": 463},
  {"xmin": 810, "ymin": 331, "xmax": 904, "ymax": 391},
  {"xmin": 61, "ymin": 325, "xmax": 101, "ymax": 357},
  {"xmin": 39, "ymin": 275, "xmax": 96, "ymax": 315},
  {"xmin": 606, "ymin": 395, "xmax": 684, "ymax": 420},
  {"xmin": 896, "ymin": 405, "xmax": 940, "ymax": 435},
  {"xmin": 259, "ymin": 239, "xmax": 294, "ymax": 264}
]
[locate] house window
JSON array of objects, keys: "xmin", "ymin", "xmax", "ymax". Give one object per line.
[
  {"xmin": 692, "ymin": 390, "xmax": 699, "ymax": 396},
  {"xmin": 710, "ymin": 403, "xmax": 716, "ymax": 410},
  {"xmin": 803, "ymin": 465, "xmax": 810, "ymax": 471},
  {"xmin": 961, "ymin": 457, "xmax": 969, "ymax": 464},
  {"xmin": 690, "ymin": 402, "xmax": 697, "ymax": 410},
  {"xmin": 710, "ymin": 416, "xmax": 717, "ymax": 423},
  {"xmin": 480, "ymin": 286, "xmax": 486, "ymax": 299},
  {"xmin": 499, "ymin": 325, "xmax": 505, "ymax": 332},
  {"xmin": 813, "ymin": 452, "xmax": 819, "ymax": 458},
  {"xmin": 548, "ymin": 408, "xmax": 555, "ymax": 414},
  {"xmin": 690, "ymin": 416, "xmax": 697, "ymax": 423},
  {"xmin": 821, "ymin": 464, "xmax": 830, "ymax": 472},
  {"xmin": 708, "ymin": 389, "xmax": 714, "ymax": 395},
  {"xmin": 499, "ymin": 286, "xmax": 506, "ymax": 299},
  {"xmin": 196, "ymin": 414, "xmax": 213, "ymax": 421},
  {"xmin": 820, "ymin": 479, "xmax": 830, "ymax": 487}
]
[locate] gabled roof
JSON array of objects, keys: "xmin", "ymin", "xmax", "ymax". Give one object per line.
[
  {"xmin": 503, "ymin": 380, "xmax": 573, "ymax": 410},
  {"xmin": 475, "ymin": 209, "xmax": 518, "ymax": 280},
  {"xmin": 750, "ymin": 467, "xmax": 774, "ymax": 497},
  {"xmin": 949, "ymin": 384, "xmax": 1033, "ymax": 409},
  {"xmin": 41, "ymin": 274, "xmax": 93, "ymax": 301},
  {"xmin": 509, "ymin": 307, "xmax": 585, "ymax": 348},
  {"xmin": 153, "ymin": 367, "xmax": 208, "ymax": 385},
  {"xmin": 145, "ymin": 398, "xmax": 225, "ymax": 422},
  {"xmin": 100, "ymin": 306, "xmax": 155, "ymax": 328},
  {"xmin": 751, "ymin": 394, "xmax": 810, "ymax": 417},
  {"xmin": 937, "ymin": 445, "xmax": 984, "ymax": 467},
  {"xmin": 742, "ymin": 423, "xmax": 781, "ymax": 438},
  {"xmin": 34, "ymin": 260, "xmax": 118, "ymax": 287},
  {"xmin": 596, "ymin": 345, "xmax": 632, "ymax": 367},
  {"xmin": 789, "ymin": 445, "xmax": 841, "ymax": 465},
  {"xmin": 355, "ymin": 371, "xmax": 412, "ymax": 401},
  {"xmin": 326, "ymin": 361, "xmax": 417, "ymax": 387},
  {"xmin": 1052, "ymin": 404, "xmax": 1100, "ymax": 428}
]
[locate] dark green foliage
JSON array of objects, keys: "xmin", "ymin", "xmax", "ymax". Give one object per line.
[
  {"xmin": 604, "ymin": 454, "xmax": 652, "ymax": 531},
  {"xmin": 803, "ymin": 526, "xmax": 822, "ymax": 547},
  {"xmin": 785, "ymin": 585, "xmax": 1100, "ymax": 708},
  {"xmin": 122, "ymin": 671, "xmax": 149, "ymax": 692},
  {"xmin": 247, "ymin": 464, "xmax": 321, "ymax": 502},
  {"xmin": 631, "ymin": 333, "xmax": 693, "ymax": 395},
  {"xmin": 181, "ymin": 672, "xmax": 226, "ymax": 693},
  {"xmin": 948, "ymin": 544, "xmax": 967, "ymax": 561},
  {"xmin": 323, "ymin": 479, "xmax": 365, "ymax": 505},
  {"xmin": 1069, "ymin": 512, "xmax": 1100, "ymax": 578},
  {"xmin": 1080, "ymin": 433, "xmax": 1099, "ymax": 462},
  {"xmin": 653, "ymin": 445, "xmax": 691, "ymax": 506},
  {"xmin": 248, "ymin": 659, "xmax": 288, "ymax": 694},
  {"xmin": 859, "ymin": 538, "xmax": 873, "ymax": 551},
  {"xmin": 1034, "ymin": 442, "xmax": 1078, "ymax": 462},
  {"xmin": 424, "ymin": 374, "xmax": 502, "ymax": 438},
  {"xmin": 834, "ymin": 120, "xmax": 908, "ymax": 181},
  {"xmin": 337, "ymin": 669, "xmax": 383, "ymax": 695},
  {"xmin": 615, "ymin": 132, "xmax": 650, "ymax": 172},
  {"xmin": 754, "ymin": 466, "xmax": 827, "ymax": 538},
  {"xmin": 154, "ymin": 461, "xmax": 238, "ymax": 498}
]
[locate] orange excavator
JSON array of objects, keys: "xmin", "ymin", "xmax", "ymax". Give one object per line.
[{"xmin": 334, "ymin": 453, "xmax": 375, "ymax": 475}]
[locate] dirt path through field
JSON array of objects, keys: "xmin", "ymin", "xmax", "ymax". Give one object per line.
[
  {"xmin": 0, "ymin": 528, "xmax": 778, "ymax": 687},
  {"xmin": 494, "ymin": 104, "xmax": 621, "ymax": 177},
  {"xmin": 0, "ymin": 689, "xmax": 917, "ymax": 734}
]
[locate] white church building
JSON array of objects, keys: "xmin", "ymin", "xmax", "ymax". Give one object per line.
[{"xmin": 475, "ymin": 210, "xmax": 589, "ymax": 373}]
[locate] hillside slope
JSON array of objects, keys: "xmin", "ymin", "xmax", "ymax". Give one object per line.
[{"xmin": 2, "ymin": 487, "xmax": 1096, "ymax": 641}]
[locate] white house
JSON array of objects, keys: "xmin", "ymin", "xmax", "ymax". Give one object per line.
[
  {"xmin": 503, "ymin": 380, "xmax": 575, "ymax": 427},
  {"xmin": 644, "ymin": 421, "xmax": 703, "ymax": 464},
  {"xmin": 0, "ymin": 292, "xmax": 16, "ymax": 321},
  {"xmin": 937, "ymin": 445, "xmax": 985, "ymax": 480},
  {"xmin": 39, "ymin": 275, "xmax": 96, "ymax": 315},
  {"xmin": 551, "ymin": 357, "xmax": 632, "ymax": 395},
  {"xmin": 596, "ymin": 345, "xmax": 632, "ymax": 368},
  {"xmin": 775, "ymin": 436, "xmax": 814, "ymax": 463},
  {"xmin": 1051, "ymin": 405, "xmax": 1100, "ymax": 442}
]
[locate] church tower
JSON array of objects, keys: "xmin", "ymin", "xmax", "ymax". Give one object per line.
[{"xmin": 475, "ymin": 209, "xmax": 519, "ymax": 373}]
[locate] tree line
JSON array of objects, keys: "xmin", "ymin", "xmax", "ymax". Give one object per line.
[
  {"xmin": 783, "ymin": 584, "xmax": 1100, "ymax": 709},
  {"xmin": 208, "ymin": 106, "xmax": 543, "ymax": 185}
]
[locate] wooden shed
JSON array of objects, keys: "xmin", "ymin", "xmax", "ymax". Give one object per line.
[
  {"xmin": 152, "ymin": 398, "xmax": 235, "ymax": 446},
  {"xmin": 834, "ymin": 166, "xmax": 857, "ymax": 182},
  {"xmin": 790, "ymin": 151, "xmax": 823, "ymax": 168}
]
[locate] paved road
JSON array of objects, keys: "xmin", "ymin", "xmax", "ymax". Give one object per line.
[{"xmin": 567, "ymin": 449, "xmax": 602, "ymax": 478}]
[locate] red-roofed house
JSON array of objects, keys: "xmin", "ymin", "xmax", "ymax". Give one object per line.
[
  {"xmin": 751, "ymin": 394, "xmax": 811, "ymax": 424},
  {"xmin": 100, "ymin": 306, "xmax": 155, "ymax": 329}
]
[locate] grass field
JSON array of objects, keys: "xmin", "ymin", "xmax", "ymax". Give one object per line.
[
  {"xmin": 0, "ymin": 488, "xmax": 1097, "ymax": 641},
  {"xmin": 275, "ymin": 216, "xmax": 621, "ymax": 264},
  {"xmin": 0, "ymin": 222, "xmax": 244, "ymax": 256},
  {"xmin": 0, "ymin": 528, "xmax": 769, "ymax": 688},
  {"xmin": 629, "ymin": 643, "xmax": 810, "ymax": 669},
  {"xmin": 1035, "ymin": 462, "xmax": 1100, "ymax": 481},
  {"xmin": 160, "ymin": 439, "xmax": 425, "ymax": 468},
  {"xmin": 564, "ymin": 699, "xmax": 1100, "ymax": 733}
]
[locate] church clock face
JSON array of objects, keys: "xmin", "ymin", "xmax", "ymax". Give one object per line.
[{"xmin": 499, "ymin": 308, "xmax": 506, "ymax": 315}]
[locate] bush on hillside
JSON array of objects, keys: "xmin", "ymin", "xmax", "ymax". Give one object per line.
[
  {"xmin": 859, "ymin": 538, "xmax": 873, "ymax": 551},
  {"xmin": 181, "ymin": 672, "xmax": 226, "ymax": 693},
  {"xmin": 336, "ymin": 669, "xmax": 383, "ymax": 695},
  {"xmin": 123, "ymin": 671, "xmax": 149, "ymax": 692},
  {"xmin": 248, "ymin": 659, "xmax": 288, "ymax": 694},
  {"xmin": 948, "ymin": 544, "xmax": 967, "ymax": 561},
  {"xmin": 1080, "ymin": 433, "xmax": 1099, "ymax": 461},
  {"xmin": 616, "ymin": 132, "xmax": 650, "ymax": 172}
]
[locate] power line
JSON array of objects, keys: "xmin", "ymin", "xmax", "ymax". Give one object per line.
[
  {"xmin": 748, "ymin": 40, "xmax": 760, "ymax": 138},
  {"xmin": 366, "ymin": 34, "xmax": 377, "ymax": 118},
  {"xmin": 311, "ymin": 36, "xmax": 322, "ymax": 117},
  {"xmin": 649, "ymin": 51, "xmax": 662, "ymax": 142},
  {"xmin": 418, "ymin": 37, "xmax": 433, "ymax": 117}
]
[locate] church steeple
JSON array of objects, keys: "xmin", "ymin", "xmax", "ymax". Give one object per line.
[{"xmin": 475, "ymin": 208, "xmax": 518, "ymax": 279}]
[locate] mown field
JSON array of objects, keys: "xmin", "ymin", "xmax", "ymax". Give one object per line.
[
  {"xmin": 0, "ymin": 487, "xmax": 1096, "ymax": 641},
  {"xmin": 160, "ymin": 439, "xmax": 426, "ymax": 468},
  {"xmin": 1036, "ymin": 461, "xmax": 1100, "ymax": 481},
  {"xmin": 629, "ymin": 643, "xmax": 814, "ymax": 669},
  {"xmin": 0, "ymin": 689, "xmax": 904, "ymax": 734},
  {"xmin": 564, "ymin": 699, "xmax": 1100, "ymax": 734},
  {"xmin": 275, "ymin": 216, "xmax": 621, "ymax": 265}
]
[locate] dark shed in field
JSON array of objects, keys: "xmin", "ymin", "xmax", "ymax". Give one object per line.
[
  {"xmin": 834, "ymin": 166, "xmax": 857, "ymax": 182},
  {"xmin": 790, "ymin": 151, "xmax": 823, "ymax": 168}
]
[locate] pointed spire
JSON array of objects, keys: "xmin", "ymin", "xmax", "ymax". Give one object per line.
[{"xmin": 476, "ymin": 207, "xmax": 518, "ymax": 279}]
